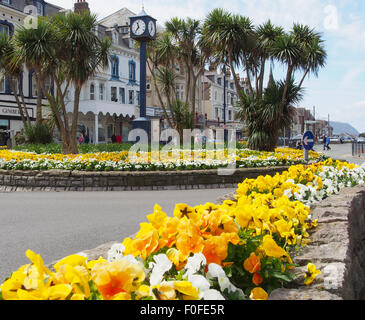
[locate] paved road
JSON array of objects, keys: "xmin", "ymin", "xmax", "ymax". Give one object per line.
[
  {"xmin": 314, "ymin": 142, "xmax": 365, "ymax": 165},
  {"xmin": 0, "ymin": 188, "xmax": 235, "ymax": 282}
]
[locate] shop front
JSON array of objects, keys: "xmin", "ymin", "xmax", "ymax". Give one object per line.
[
  {"xmin": 65, "ymin": 100, "xmax": 138, "ymax": 145},
  {"xmin": 0, "ymin": 105, "xmax": 35, "ymax": 146}
]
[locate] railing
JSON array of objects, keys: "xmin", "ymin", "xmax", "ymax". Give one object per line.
[{"xmin": 352, "ymin": 142, "xmax": 365, "ymax": 157}]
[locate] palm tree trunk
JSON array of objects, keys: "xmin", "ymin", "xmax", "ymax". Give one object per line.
[
  {"xmin": 8, "ymin": 78, "xmax": 28, "ymax": 127},
  {"xmin": 68, "ymin": 86, "xmax": 81, "ymax": 154},
  {"xmin": 281, "ymin": 64, "xmax": 294, "ymax": 106},
  {"xmin": 295, "ymin": 66, "xmax": 310, "ymax": 94},
  {"xmin": 258, "ymin": 57, "xmax": 266, "ymax": 98},
  {"xmin": 226, "ymin": 48, "xmax": 244, "ymax": 96},
  {"xmin": 147, "ymin": 60, "xmax": 174, "ymax": 129},
  {"xmin": 241, "ymin": 54, "xmax": 255, "ymax": 96},
  {"xmin": 19, "ymin": 87, "xmax": 31, "ymax": 125},
  {"xmin": 35, "ymin": 76, "xmax": 43, "ymax": 125},
  {"xmin": 185, "ymin": 62, "xmax": 191, "ymax": 107}
]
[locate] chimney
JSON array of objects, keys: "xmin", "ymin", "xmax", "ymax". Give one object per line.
[{"xmin": 74, "ymin": 0, "xmax": 90, "ymax": 13}]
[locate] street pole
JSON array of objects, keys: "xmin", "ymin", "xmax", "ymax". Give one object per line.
[
  {"xmin": 223, "ymin": 65, "xmax": 226, "ymax": 126},
  {"xmin": 132, "ymin": 41, "xmax": 151, "ymax": 142},
  {"xmin": 223, "ymin": 64, "xmax": 227, "ymax": 142},
  {"xmin": 313, "ymin": 106, "xmax": 316, "ymax": 141}
]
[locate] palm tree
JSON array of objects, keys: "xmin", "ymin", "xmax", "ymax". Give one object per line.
[
  {"xmin": 13, "ymin": 11, "xmax": 111, "ymax": 154},
  {"xmin": 237, "ymin": 78, "xmax": 304, "ymax": 151},
  {"xmin": 146, "ymin": 31, "xmax": 178, "ymax": 129},
  {"xmin": 0, "ymin": 32, "xmax": 31, "ymax": 126},
  {"xmin": 13, "ymin": 17, "xmax": 56, "ymax": 126},
  {"xmin": 203, "ymin": 8, "xmax": 255, "ymax": 96},
  {"xmin": 50, "ymin": 11, "xmax": 110, "ymax": 154},
  {"xmin": 166, "ymin": 17, "xmax": 211, "ymax": 126},
  {"xmin": 254, "ymin": 21, "xmax": 284, "ymax": 98}
]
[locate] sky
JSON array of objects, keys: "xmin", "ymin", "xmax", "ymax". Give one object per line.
[{"xmin": 48, "ymin": 0, "xmax": 365, "ymax": 133}]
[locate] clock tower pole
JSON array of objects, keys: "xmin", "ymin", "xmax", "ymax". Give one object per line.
[{"xmin": 129, "ymin": 8, "xmax": 157, "ymax": 143}]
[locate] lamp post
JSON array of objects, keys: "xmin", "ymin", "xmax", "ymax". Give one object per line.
[{"xmin": 129, "ymin": 8, "xmax": 157, "ymax": 142}]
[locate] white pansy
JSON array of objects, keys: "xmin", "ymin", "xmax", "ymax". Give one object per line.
[
  {"xmin": 201, "ymin": 289, "xmax": 226, "ymax": 300},
  {"xmin": 107, "ymin": 243, "xmax": 125, "ymax": 262},
  {"xmin": 184, "ymin": 253, "xmax": 207, "ymax": 278},
  {"xmin": 149, "ymin": 254, "xmax": 173, "ymax": 287},
  {"xmin": 187, "ymin": 274, "xmax": 211, "ymax": 299}
]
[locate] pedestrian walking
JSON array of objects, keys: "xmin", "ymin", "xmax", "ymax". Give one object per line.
[
  {"xmin": 326, "ymin": 137, "xmax": 331, "ymax": 150},
  {"xmin": 322, "ymin": 134, "xmax": 327, "ymax": 151}
]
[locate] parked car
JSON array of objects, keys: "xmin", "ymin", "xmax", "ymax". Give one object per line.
[
  {"xmin": 357, "ymin": 137, "xmax": 365, "ymax": 143},
  {"xmin": 329, "ymin": 137, "xmax": 340, "ymax": 143}
]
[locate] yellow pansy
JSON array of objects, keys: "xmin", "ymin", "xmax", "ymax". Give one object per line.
[
  {"xmin": 174, "ymin": 281, "xmax": 199, "ymax": 300},
  {"xmin": 304, "ymin": 263, "xmax": 321, "ymax": 286}
]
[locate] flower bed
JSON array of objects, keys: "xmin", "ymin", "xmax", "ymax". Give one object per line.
[
  {"xmin": 1, "ymin": 158, "xmax": 364, "ymax": 300},
  {"xmin": 0, "ymin": 148, "xmax": 326, "ymax": 172}
]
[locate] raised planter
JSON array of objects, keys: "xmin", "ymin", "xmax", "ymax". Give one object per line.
[
  {"xmin": 0, "ymin": 166, "xmax": 289, "ymax": 192},
  {"xmin": 269, "ymin": 185, "xmax": 365, "ymax": 300},
  {"xmin": 48, "ymin": 185, "xmax": 365, "ymax": 300}
]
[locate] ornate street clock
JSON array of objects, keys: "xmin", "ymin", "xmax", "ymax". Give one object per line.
[
  {"xmin": 130, "ymin": 8, "xmax": 157, "ymax": 42},
  {"xmin": 129, "ymin": 8, "xmax": 157, "ymax": 142}
]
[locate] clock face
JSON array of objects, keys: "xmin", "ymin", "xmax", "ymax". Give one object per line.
[
  {"xmin": 132, "ymin": 19, "xmax": 146, "ymax": 36},
  {"xmin": 148, "ymin": 21, "xmax": 156, "ymax": 37}
]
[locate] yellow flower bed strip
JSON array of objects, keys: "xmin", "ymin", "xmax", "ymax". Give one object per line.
[
  {"xmin": 1, "ymin": 159, "xmax": 363, "ymax": 300},
  {"xmin": 0, "ymin": 148, "xmax": 325, "ymax": 172}
]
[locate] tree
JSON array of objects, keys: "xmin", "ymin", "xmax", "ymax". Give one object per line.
[
  {"xmin": 203, "ymin": 9, "xmax": 327, "ymax": 151},
  {"xmin": 13, "ymin": 18, "xmax": 56, "ymax": 126},
  {"xmin": 203, "ymin": 8, "xmax": 255, "ymax": 97},
  {"xmin": 237, "ymin": 78, "xmax": 304, "ymax": 151},
  {"xmin": 165, "ymin": 18, "xmax": 212, "ymax": 126},
  {"xmin": 146, "ymin": 31, "xmax": 193, "ymax": 138},
  {"xmin": 13, "ymin": 11, "xmax": 111, "ymax": 154},
  {"xmin": 0, "ymin": 32, "xmax": 31, "ymax": 127}
]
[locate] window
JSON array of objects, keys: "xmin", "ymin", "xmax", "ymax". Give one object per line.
[
  {"xmin": 217, "ymin": 78, "xmax": 221, "ymax": 86},
  {"xmin": 136, "ymin": 91, "xmax": 140, "ymax": 105},
  {"xmin": 90, "ymin": 83, "xmax": 95, "ymax": 100},
  {"xmin": 129, "ymin": 60, "xmax": 136, "ymax": 83},
  {"xmin": 214, "ymin": 90, "xmax": 217, "ymax": 101},
  {"xmin": 112, "ymin": 31, "xmax": 118, "ymax": 44},
  {"xmin": 0, "ymin": 24, "xmax": 10, "ymax": 35},
  {"xmin": 129, "ymin": 90, "xmax": 134, "ymax": 104},
  {"xmin": 9, "ymin": 76, "xmax": 18, "ymax": 94},
  {"xmin": 175, "ymin": 84, "xmax": 184, "ymax": 101},
  {"xmin": 110, "ymin": 55, "xmax": 119, "ymax": 80},
  {"xmin": 99, "ymin": 83, "xmax": 104, "ymax": 100},
  {"xmin": 119, "ymin": 87, "xmax": 125, "ymax": 104},
  {"xmin": 215, "ymin": 108, "xmax": 219, "ymax": 120},
  {"xmin": 228, "ymin": 110, "xmax": 232, "ymax": 121},
  {"xmin": 111, "ymin": 87, "xmax": 117, "ymax": 102},
  {"xmin": 0, "ymin": 76, "xmax": 6, "ymax": 93},
  {"xmin": 1, "ymin": 0, "xmax": 11, "ymax": 5},
  {"xmin": 35, "ymin": 1, "xmax": 44, "ymax": 16}
]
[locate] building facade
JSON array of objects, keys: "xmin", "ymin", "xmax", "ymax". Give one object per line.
[
  {"xmin": 63, "ymin": 6, "xmax": 141, "ymax": 144},
  {"xmin": 0, "ymin": 0, "xmax": 62, "ymax": 145},
  {"xmin": 201, "ymin": 67, "xmax": 244, "ymax": 134}
]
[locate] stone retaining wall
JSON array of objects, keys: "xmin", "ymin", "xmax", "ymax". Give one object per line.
[
  {"xmin": 0, "ymin": 167, "xmax": 289, "ymax": 192},
  {"xmin": 269, "ymin": 185, "xmax": 365, "ymax": 300}
]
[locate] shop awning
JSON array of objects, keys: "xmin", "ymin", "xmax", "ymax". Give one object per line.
[{"xmin": 66, "ymin": 100, "xmax": 138, "ymax": 118}]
